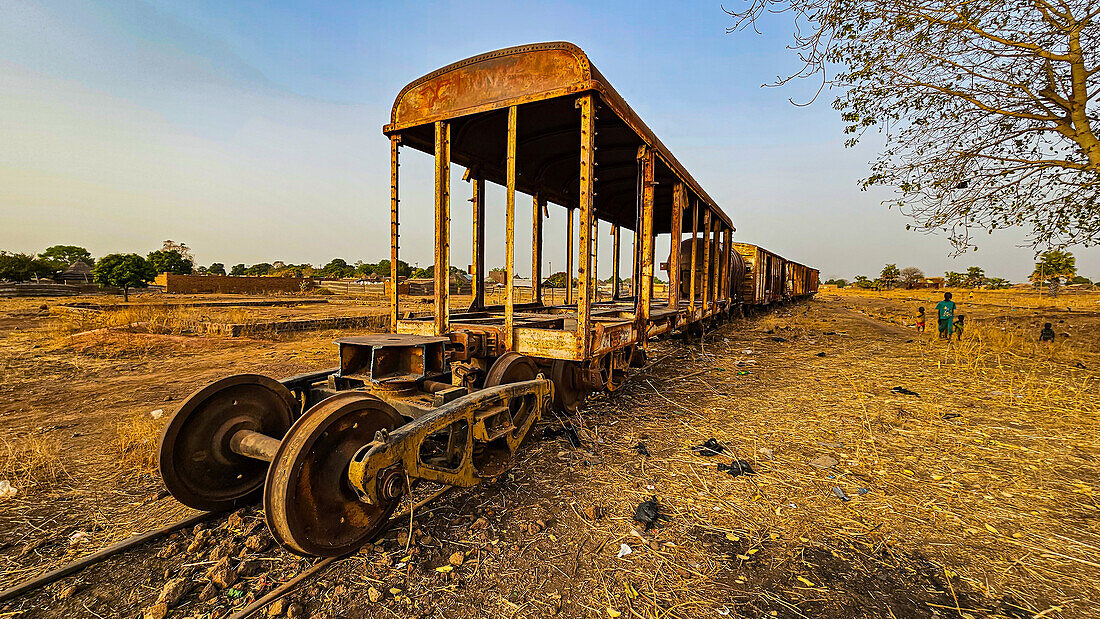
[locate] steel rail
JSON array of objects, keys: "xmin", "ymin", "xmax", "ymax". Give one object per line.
[
  {"xmin": 0, "ymin": 510, "xmax": 218, "ymax": 604},
  {"xmin": 227, "ymin": 485, "xmax": 454, "ymax": 619}
]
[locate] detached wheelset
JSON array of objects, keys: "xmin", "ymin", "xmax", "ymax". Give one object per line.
[{"xmin": 158, "ymin": 358, "xmax": 553, "ymax": 558}]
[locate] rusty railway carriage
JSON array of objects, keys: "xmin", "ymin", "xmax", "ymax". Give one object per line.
[
  {"xmin": 786, "ymin": 260, "xmax": 820, "ymax": 300},
  {"xmin": 158, "ymin": 42, "xmax": 818, "ymax": 558}
]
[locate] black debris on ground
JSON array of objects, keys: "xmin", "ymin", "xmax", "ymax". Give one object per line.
[
  {"xmin": 717, "ymin": 460, "xmax": 755, "ymax": 477},
  {"xmin": 691, "ymin": 438, "xmax": 725, "ymax": 456},
  {"xmin": 633, "ymin": 496, "xmax": 669, "ymax": 530},
  {"xmin": 890, "ymin": 386, "xmax": 920, "ymax": 397}
]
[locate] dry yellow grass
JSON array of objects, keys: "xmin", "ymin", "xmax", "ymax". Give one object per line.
[
  {"xmin": 0, "ymin": 435, "xmax": 68, "ymax": 490},
  {"xmin": 112, "ymin": 411, "xmax": 164, "ymax": 478}
]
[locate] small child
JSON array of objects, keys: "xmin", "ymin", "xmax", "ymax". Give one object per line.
[
  {"xmin": 1040, "ymin": 322, "xmax": 1056, "ymax": 343},
  {"xmin": 916, "ymin": 307, "xmax": 926, "ymax": 333},
  {"xmin": 954, "ymin": 315, "xmax": 965, "ymax": 340}
]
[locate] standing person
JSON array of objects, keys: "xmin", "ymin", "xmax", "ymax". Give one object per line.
[
  {"xmin": 935, "ymin": 292, "xmax": 956, "ymax": 339},
  {"xmin": 1040, "ymin": 322, "xmax": 1056, "ymax": 343},
  {"xmin": 954, "ymin": 315, "xmax": 965, "ymax": 340},
  {"xmin": 916, "ymin": 306, "xmax": 926, "ymax": 333}
]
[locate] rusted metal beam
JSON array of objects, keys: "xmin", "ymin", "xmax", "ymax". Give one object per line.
[
  {"xmin": 389, "ymin": 134, "xmax": 401, "ymax": 331},
  {"xmin": 689, "ymin": 199, "xmax": 699, "ymax": 313},
  {"xmin": 637, "ymin": 146, "xmax": 655, "ymax": 334},
  {"xmin": 566, "ymin": 207, "xmax": 574, "ymax": 305},
  {"xmin": 505, "ymin": 106, "xmax": 517, "ymax": 347},
  {"xmin": 576, "ymin": 94, "xmax": 595, "ymax": 356},
  {"xmin": 434, "ymin": 121, "xmax": 451, "ymax": 336},
  {"xmin": 592, "ymin": 218, "xmax": 599, "ymax": 302},
  {"xmin": 532, "ymin": 194, "xmax": 544, "ymax": 305},
  {"xmin": 669, "ymin": 183, "xmax": 684, "ymax": 311},
  {"xmin": 470, "ymin": 175, "xmax": 486, "ymax": 311},
  {"xmin": 611, "ymin": 224, "xmax": 621, "ymax": 300},
  {"xmin": 721, "ymin": 226, "xmax": 732, "ymax": 304},
  {"xmin": 702, "ymin": 208, "xmax": 712, "ymax": 317}
]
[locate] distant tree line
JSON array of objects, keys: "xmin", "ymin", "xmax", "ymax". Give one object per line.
[{"xmin": 825, "ymin": 252, "xmax": 1091, "ymax": 295}]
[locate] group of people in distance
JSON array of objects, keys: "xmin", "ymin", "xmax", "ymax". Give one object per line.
[
  {"xmin": 916, "ymin": 292, "xmax": 1060, "ymax": 343},
  {"xmin": 916, "ymin": 292, "xmax": 964, "ymax": 340}
]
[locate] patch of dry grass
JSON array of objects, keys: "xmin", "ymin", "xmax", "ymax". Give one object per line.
[
  {"xmin": 113, "ymin": 411, "xmax": 164, "ymax": 478},
  {"xmin": 0, "ymin": 435, "xmax": 68, "ymax": 490}
]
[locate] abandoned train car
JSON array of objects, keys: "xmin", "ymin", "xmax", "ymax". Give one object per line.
[{"xmin": 158, "ymin": 42, "xmax": 819, "ymax": 558}]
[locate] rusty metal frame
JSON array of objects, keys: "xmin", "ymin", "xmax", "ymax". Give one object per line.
[
  {"xmin": 566, "ymin": 208, "xmax": 574, "ymax": 306},
  {"xmin": 721, "ymin": 226, "xmax": 732, "ymax": 304},
  {"xmin": 636, "ymin": 146, "xmax": 655, "ymax": 335},
  {"xmin": 702, "ymin": 208, "xmax": 712, "ymax": 317},
  {"xmin": 504, "ymin": 106, "xmax": 517, "ymax": 347},
  {"xmin": 611, "ymin": 225, "xmax": 621, "ymax": 301},
  {"xmin": 689, "ymin": 200, "xmax": 699, "ymax": 314},
  {"xmin": 433, "ymin": 121, "xmax": 451, "ymax": 335},
  {"xmin": 469, "ymin": 174, "xmax": 486, "ymax": 311},
  {"xmin": 389, "ymin": 135, "xmax": 401, "ymax": 328},
  {"xmin": 576, "ymin": 93, "xmax": 595, "ymax": 357},
  {"xmin": 347, "ymin": 379, "xmax": 552, "ymax": 504},
  {"xmin": 532, "ymin": 194, "xmax": 544, "ymax": 304},
  {"xmin": 669, "ymin": 183, "xmax": 684, "ymax": 311}
]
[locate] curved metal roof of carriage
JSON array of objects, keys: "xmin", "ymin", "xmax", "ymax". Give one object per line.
[{"xmin": 384, "ymin": 42, "xmax": 733, "ymax": 233}]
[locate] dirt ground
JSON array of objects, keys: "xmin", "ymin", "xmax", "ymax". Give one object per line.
[{"xmin": 0, "ymin": 289, "xmax": 1097, "ymax": 618}]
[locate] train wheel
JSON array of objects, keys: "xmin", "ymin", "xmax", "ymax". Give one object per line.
[
  {"xmin": 159, "ymin": 374, "xmax": 295, "ymax": 511},
  {"xmin": 550, "ymin": 360, "xmax": 585, "ymax": 413},
  {"xmin": 264, "ymin": 392, "xmax": 403, "ymax": 557},
  {"xmin": 602, "ymin": 348, "xmax": 631, "ymax": 392},
  {"xmin": 484, "ymin": 352, "xmax": 539, "ymax": 387},
  {"xmin": 687, "ymin": 321, "xmax": 705, "ymax": 337}
]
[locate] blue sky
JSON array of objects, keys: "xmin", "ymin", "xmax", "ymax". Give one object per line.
[{"xmin": 1, "ymin": 0, "xmax": 1095, "ymax": 281}]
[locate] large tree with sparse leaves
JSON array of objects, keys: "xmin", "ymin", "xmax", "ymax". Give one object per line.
[{"xmin": 726, "ymin": 0, "xmax": 1100, "ymax": 252}]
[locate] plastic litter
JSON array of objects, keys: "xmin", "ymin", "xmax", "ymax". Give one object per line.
[
  {"xmin": 544, "ymin": 425, "xmax": 581, "ymax": 448},
  {"xmin": 691, "ymin": 438, "xmax": 725, "ymax": 456},
  {"xmin": 634, "ymin": 442, "xmax": 651, "ymax": 457},
  {"xmin": 633, "ymin": 496, "xmax": 669, "ymax": 529},
  {"xmin": 717, "ymin": 460, "xmax": 755, "ymax": 477},
  {"xmin": 832, "ymin": 487, "xmax": 851, "ymax": 501},
  {"xmin": 617, "ymin": 543, "xmax": 633, "ymax": 558},
  {"xmin": 0, "ymin": 480, "xmax": 18, "ymax": 499},
  {"xmin": 150, "ymin": 409, "xmax": 164, "ymax": 419},
  {"xmin": 771, "ymin": 336, "xmax": 788, "ymax": 343},
  {"xmin": 890, "ymin": 386, "xmax": 920, "ymax": 397}
]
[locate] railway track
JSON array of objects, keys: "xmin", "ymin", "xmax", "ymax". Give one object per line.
[{"xmin": 0, "ymin": 485, "xmax": 454, "ymax": 617}]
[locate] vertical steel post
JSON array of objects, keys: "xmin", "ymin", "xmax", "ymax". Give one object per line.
[
  {"xmin": 612, "ymin": 225, "xmax": 621, "ymax": 300},
  {"xmin": 433, "ymin": 121, "xmax": 450, "ymax": 336},
  {"xmin": 576, "ymin": 94, "xmax": 595, "ymax": 357},
  {"xmin": 689, "ymin": 199, "xmax": 699, "ymax": 314},
  {"xmin": 702, "ymin": 208, "xmax": 712, "ymax": 317},
  {"xmin": 532, "ymin": 194, "xmax": 544, "ymax": 305},
  {"xmin": 592, "ymin": 218, "xmax": 599, "ymax": 303},
  {"xmin": 637, "ymin": 147, "xmax": 655, "ymax": 333},
  {"xmin": 566, "ymin": 208, "xmax": 574, "ymax": 305},
  {"xmin": 469, "ymin": 175, "xmax": 486, "ymax": 311},
  {"xmin": 389, "ymin": 134, "xmax": 400, "ymax": 332},
  {"xmin": 721, "ymin": 226, "xmax": 732, "ymax": 304},
  {"xmin": 505, "ymin": 105, "xmax": 517, "ymax": 347},
  {"xmin": 669, "ymin": 183, "xmax": 684, "ymax": 312}
]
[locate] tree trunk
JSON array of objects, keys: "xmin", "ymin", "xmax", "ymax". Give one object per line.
[
  {"xmin": 1049, "ymin": 277, "xmax": 1060, "ymax": 297},
  {"xmin": 123, "ymin": 286, "xmax": 129, "ymax": 302}
]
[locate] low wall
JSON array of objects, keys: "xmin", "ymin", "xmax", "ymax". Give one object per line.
[
  {"xmin": 154, "ymin": 274, "xmax": 315, "ymax": 294},
  {"xmin": 0, "ymin": 283, "xmax": 118, "ymax": 297}
]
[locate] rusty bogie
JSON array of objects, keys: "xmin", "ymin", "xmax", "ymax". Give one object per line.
[{"xmin": 347, "ymin": 379, "xmax": 552, "ymax": 506}]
